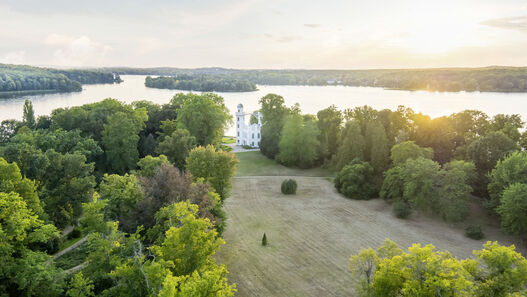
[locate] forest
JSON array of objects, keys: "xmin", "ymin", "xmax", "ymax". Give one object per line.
[
  {"xmin": 0, "ymin": 93, "xmax": 237, "ymax": 296},
  {"xmin": 0, "ymin": 64, "xmax": 122, "ymax": 93},
  {"xmin": 104, "ymin": 66, "xmax": 527, "ymax": 92},
  {"xmin": 145, "ymin": 74, "xmax": 257, "ymax": 92}
]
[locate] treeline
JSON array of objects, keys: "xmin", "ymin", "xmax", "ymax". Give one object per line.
[
  {"xmin": 145, "ymin": 74, "xmax": 257, "ymax": 92},
  {"xmin": 104, "ymin": 66, "xmax": 527, "ymax": 92},
  {"xmin": 0, "ymin": 64, "xmax": 122, "ymax": 93},
  {"xmin": 258, "ymin": 94, "xmax": 527, "ymax": 236},
  {"xmin": 0, "ymin": 94, "xmax": 237, "ymax": 296}
]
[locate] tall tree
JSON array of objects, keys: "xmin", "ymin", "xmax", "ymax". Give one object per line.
[
  {"xmin": 22, "ymin": 100, "xmax": 36, "ymax": 129},
  {"xmin": 365, "ymin": 121, "xmax": 390, "ymax": 173},
  {"xmin": 102, "ymin": 111, "xmax": 147, "ymax": 174},
  {"xmin": 277, "ymin": 114, "xmax": 320, "ymax": 168},
  {"xmin": 317, "ymin": 105, "xmax": 342, "ymax": 161},
  {"xmin": 336, "ymin": 120, "xmax": 365, "ymax": 170},
  {"xmin": 259, "ymin": 94, "xmax": 290, "ymax": 159}
]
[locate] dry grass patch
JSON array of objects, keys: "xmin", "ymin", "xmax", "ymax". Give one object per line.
[{"xmin": 216, "ymin": 176, "xmax": 526, "ymax": 297}]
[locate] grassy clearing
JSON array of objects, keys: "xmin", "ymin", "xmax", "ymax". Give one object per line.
[
  {"xmin": 217, "ymin": 155, "xmax": 525, "ymax": 296},
  {"xmin": 235, "ymin": 151, "xmax": 333, "ymax": 177}
]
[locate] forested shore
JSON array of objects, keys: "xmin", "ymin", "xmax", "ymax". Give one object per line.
[
  {"xmin": 0, "ymin": 64, "xmax": 122, "ymax": 94},
  {"xmin": 104, "ymin": 66, "xmax": 527, "ymax": 92}
]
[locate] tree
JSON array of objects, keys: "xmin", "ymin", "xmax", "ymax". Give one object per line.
[
  {"xmin": 336, "ymin": 120, "xmax": 365, "ymax": 170},
  {"xmin": 473, "ymin": 241, "xmax": 527, "ymax": 296},
  {"xmin": 186, "ymin": 145, "xmax": 238, "ymax": 200},
  {"xmin": 151, "ymin": 201, "xmax": 225, "ymax": 276},
  {"xmin": 401, "ymin": 157, "xmax": 440, "ymax": 211},
  {"xmin": 99, "ymin": 174, "xmax": 142, "ymax": 224},
  {"xmin": 66, "ymin": 272, "xmax": 95, "ymax": 297},
  {"xmin": 390, "ymin": 141, "xmax": 433, "ymax": 166},
  {"xmin": 365, "ymin": 121, "xmax": 390, "ymax": 173},
  {"xmin": 334, "ymin": 160, "xmax": 378, "ymax": 199},
  {"xmin": 487, "ymin": 151, "xmax": 527, "ymax": 210},
  {"xmin": 437, "ymin": 163, "xmax": 473, "ymax": 222},
  {"xmin": 134, "ymin": 164, "xmax": 223, "ymax": 234},
  {"xmin": 102, "ymin": 111, "xmax": 146, "ymax": 174},
  {"xmin": 467, "ymin": 131, "xmax": 517, "ymax": 176},
  {"xmin": 488, "ymin": 114, "xmax": 524, "ymax": 143},
  {"xmin": 175, "ymin": 93, "xmax": 231, "ymax": 146},
  {"xmin": 380, "ymin": 166, "xmax": 405, "ymax": 201},
  {"xmin": 277, "ymin": 114, "xmax": 320, "ymax": 168},
  {"xmin": 0, "ymin": 192, "xmax": 62, "ymax": 296},
  {"xmin": 259, "ymin": 94, "xmax": 290, "ymax": 159},
  {"xmin": 262, "ymin": 233, "xmax": 267, "ymax": 246},
  {"xmin": 136, "ymin": 155, "xmax": 170, "ymax": 177},
  {"xmin": 0, "ymin": 157, "xmax": 43, "ymax": 217},
  {"xmin": 497, "ymin": 183, "xmax": 527, "ymax": 235},
  {"xmin": 22, "ymin": 99, "xmax": 36, "ymax": 129},
  {"xmin": 317, "ymin": 105, "xmax": 342, "ymax": 161},
  {"xmin": 410, "ymin": 114, "xmax": 455, "ymax": 164},
  {"xmin": 158, "ymin": 265, "xmax": 235, "ymax": 297},
  {"xmin": 156, "ymin": 128, "xmax": 196, "ymax": 169}
]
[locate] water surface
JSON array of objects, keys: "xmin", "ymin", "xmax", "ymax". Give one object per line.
[{"xmin": 1, "ymin": 75, "xmax": 526, "ymax": 136}]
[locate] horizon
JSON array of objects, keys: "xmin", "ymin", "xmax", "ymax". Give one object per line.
[{"xmin": 1, "ymin": 0, "xmax": 527, "ymax": 69}]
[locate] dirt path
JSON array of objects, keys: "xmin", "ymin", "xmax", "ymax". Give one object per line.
[{"xmin": 216, "ymin": 176, "xmax": 526, "ymax": 297}]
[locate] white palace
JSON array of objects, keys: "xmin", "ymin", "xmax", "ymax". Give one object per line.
[{"xmin": 235, "ymin": 103, "xmax": 262, "ymax": 148}]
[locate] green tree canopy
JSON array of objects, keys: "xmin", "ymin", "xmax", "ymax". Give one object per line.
[
  {"xmin": 186, "ymin": 145, "xmax": 238, "ymax": 201},
  {"xmin": 277, "ymin": 114, "xmax": 320, "ymax": 168},
  {"xmin": 390, "ymin": 140, "xmax": 433, "ymax": 166},
  {"xmin": 175, "ymin": 93, "xmax": 231, "ymax": 146},
  {"xmin": 156, "ymin": 128, "xmax": 196, "ymax": 169}
]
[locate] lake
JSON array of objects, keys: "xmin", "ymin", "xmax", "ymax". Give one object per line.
[{"xmin": 1, "ymin": 75, "xmax": 526, "ymax": 136}]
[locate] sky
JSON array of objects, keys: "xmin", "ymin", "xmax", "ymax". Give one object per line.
[{"xmin": 1, "ymin": 0, "xmax": 527, "ymax": 69}]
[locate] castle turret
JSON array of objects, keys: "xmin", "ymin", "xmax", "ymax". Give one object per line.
[{"xmin": 235, "ymin": 104, "xmax": 245, "ymax": 145}]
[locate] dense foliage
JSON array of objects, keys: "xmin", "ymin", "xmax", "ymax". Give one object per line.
[
  {"xmin": 0, "ymin": 64, "xmax": 121, "ymax": 93},
  {"xmin": 145, "ymin": 75, "xmax": 256, "ymax": 92},
  {"xmin": 349, "ymin": 239, "xmax": 527, "ymax": 296},
  {"xmin": 0, "ymin": 92, "xmax": 237, "ymax": 296}
]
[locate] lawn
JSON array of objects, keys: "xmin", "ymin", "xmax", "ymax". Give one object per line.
[
  {"xmin": 217, "ymin": 155, "xmax": 526, "ymax": 296},
  {"xmin": 235, "ymin": 151, "xmax": 333, "ymax": 177}
]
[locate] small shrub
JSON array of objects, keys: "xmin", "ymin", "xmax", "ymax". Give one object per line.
[
  {"xmin": 392, "ymin": 200, "xmax": 411, "ymax": 219},
  {"xmin": 281, "ymin": 179, "xmax": 298, "ymax": 195},
  {"xmin": 465, "ymin": 224, "xmax": 484, "ymax": 240},
  {"xmin": 242, "ymin": 145, "xmax": 253, "ymax": 149},
  {"xmin": 262, "ymin": 233, "xmax": 267, "ymax": 246},
  {"xmin": 67, "ymin": 228, "xmax": 82, "ymax": 240}
]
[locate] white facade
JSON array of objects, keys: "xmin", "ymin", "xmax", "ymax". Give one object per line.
[{"xmin": 235, "ymin": 103, "xmax": 262, "ymax": 148}]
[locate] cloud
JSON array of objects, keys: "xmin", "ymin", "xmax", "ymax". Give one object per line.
[
  {"xmin": 0, "ymin": 51, "xmax": 26, "ymax": 64},
  {"xmin": 304, "ymin": 23, "xmax": 321, "ymax": 28},
  {"xmin": 481, "ymin": 16, "xmax": 527, "ymax": 33},
  {"xmin": 45, "ymin": 34, "xmax": 111, "ymax": 66}
]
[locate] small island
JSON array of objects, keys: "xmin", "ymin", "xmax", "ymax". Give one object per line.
[{"xmin": 145, "ymin": 74, "xmax": 257, "ymax": 92}]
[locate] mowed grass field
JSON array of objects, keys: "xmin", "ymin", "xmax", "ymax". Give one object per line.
[{"xmin": 216, "ymin": 151, "xmax": 526, "ymax": 297}]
